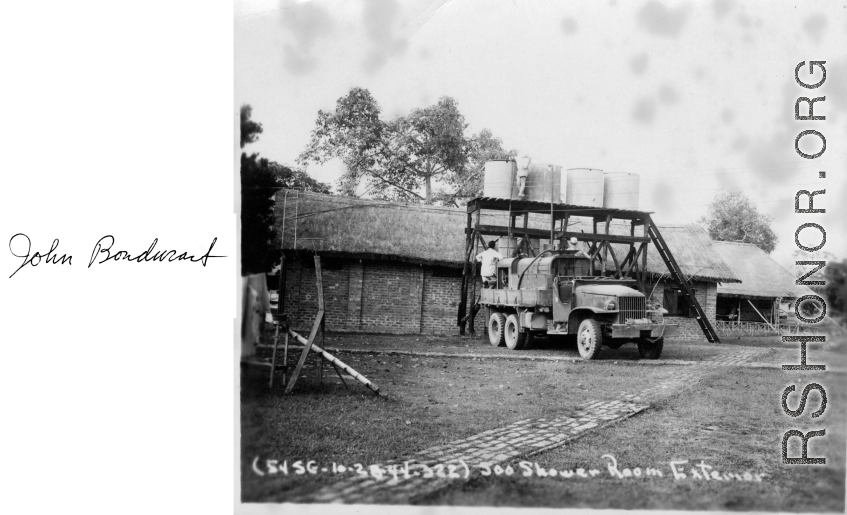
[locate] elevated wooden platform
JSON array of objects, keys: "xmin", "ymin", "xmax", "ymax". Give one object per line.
[{"xmin": 458, "ymin": 196, "xmax": 721, "ymax": 343}]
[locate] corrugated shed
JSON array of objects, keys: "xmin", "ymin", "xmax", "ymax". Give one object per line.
[{"xmin": 713, "ymin": 241, "xmax": 814, "ymax": 299}]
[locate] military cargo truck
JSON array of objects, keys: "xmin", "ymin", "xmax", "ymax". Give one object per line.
[{"xmin": 480, "ymin": 249, "xmax": 675, "ymax": 359}]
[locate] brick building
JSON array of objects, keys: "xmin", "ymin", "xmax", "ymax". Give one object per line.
[{"xmin": 274, "ymin": 191, "xmax": 739, "ymax": 342}]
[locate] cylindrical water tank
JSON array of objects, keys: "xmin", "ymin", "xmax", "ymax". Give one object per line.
[
  {"xmin": 483, "ymin": 160, "xmax": 517, "ymax": 199},
  {"xmin": 603, "ymin": 172, "xmax": 640, "ymax": 210},
  {"xmin": 524, "ymin": 164, "xmax": 562, "ymax": 203},
  {"xmin": 565, "ymin": 168, "xmax": 604, "ymax": 207}
]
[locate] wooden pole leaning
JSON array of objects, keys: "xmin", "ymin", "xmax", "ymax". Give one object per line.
[
  {"xmin": 287, "ymin": 328, "xmax": 379, "ymax": 395},
  {"xmin": 284, "ymin": 255, "xmax": 326, "ymax": 395}
]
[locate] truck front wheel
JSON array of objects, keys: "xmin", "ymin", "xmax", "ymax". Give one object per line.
[
  {"xmin": 577, "ymin": 318, "xmax": 602, "ymax": 360},
  {"xmin": 637, "ymin": 337, "xmax": 664, "ymax": 359},
  {"xmin": 504, "ymin": 314, "xmax": 533, "ymax": 350},
  {"xmin": 488, "ymin": 312, "xmax": 507, "ymax": 347}
]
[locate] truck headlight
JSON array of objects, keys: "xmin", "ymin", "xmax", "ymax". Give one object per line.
[{"xmin": 605, "ymin": 299, "xmax": 617, "ymax": 310}]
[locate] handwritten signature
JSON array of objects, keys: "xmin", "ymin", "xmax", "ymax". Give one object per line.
[{"xmin": 8, "ymin": 233, "xmax": 224, "ymax": 278}]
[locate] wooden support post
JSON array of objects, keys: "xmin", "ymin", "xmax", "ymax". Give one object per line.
[
  {"xmin": 279, "ymin": 255, "xmax": 287, "ymax": 317},
  {"xmin": 316, "ymin": 256, "xmax": 325, "ymax": 384},
  {"xmin": 458, "ymin": 212, "xmax": 473, "ymax": 334},
  {"xmin": 468, "ymin": 226, "xmax": 479, "ymax": 336},
  {"xmin": 602, "ymin": 215, "xmax": 611, "ymax": 275},
  {"xmin": 640, "ymin": 235, "xmax": 648, "ymax": 291},
  {"xmin": 284, "ymin": 310, "xmax": 324, "ymax": 394},
  {"xmin": 549, "ymin": 173, "xmax": 556, "ymax": 245},
  {"xmin": 284, "ymin": 255, "xmax": 326, "ymax": 394},
  {"xmin": 282, "ymin": 330, "xmax": 289, "ymax": 386}
]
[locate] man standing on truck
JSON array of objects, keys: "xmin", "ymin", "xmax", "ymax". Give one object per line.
[{"xmin": 476, "ymin": 240, "xmax": 503, "ymax": 288}]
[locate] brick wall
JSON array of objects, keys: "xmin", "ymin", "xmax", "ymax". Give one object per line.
[
  {"xmin": 646, "ymin": 280, "xmax": 718, "ymax": 343},
  {"xmin": 280, "ymin": 258, "xmax": 719, "ymax": 342},
  {"xmin": 280, "ymin": 258, "xmax": 482, "ymax": 335}
]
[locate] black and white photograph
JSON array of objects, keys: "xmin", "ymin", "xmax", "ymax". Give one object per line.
[
  {"xmin": 236, "ymin": 0, "xmax": 847, "ymax": 512},
  {"xmin": 4, "ymin": 1, "xmax": 847, "ymax": 514}
]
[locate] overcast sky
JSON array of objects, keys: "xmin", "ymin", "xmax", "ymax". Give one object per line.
[{"xmin": 235, "ymin": 0, "xmax": 847, "ymax": 267}]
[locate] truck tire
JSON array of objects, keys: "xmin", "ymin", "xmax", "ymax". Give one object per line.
[
  {"xmin": 488, "ymin": 312, "xmax": 506, "ymax": 347},
  {"xmin": 637, "ymin": 337, "xmax": 664, "ymax": 359},
  {"xmin": 577, "ymin": 318, "xmax": 602, "ymax": 360},
  {"xmin": 504, "ymin": 314, "xmax": 533, "ymax": 350}
]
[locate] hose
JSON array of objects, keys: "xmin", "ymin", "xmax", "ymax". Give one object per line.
[{"xmin": 516, "ymin": 249, "xmax": 558, "ymax": 290}]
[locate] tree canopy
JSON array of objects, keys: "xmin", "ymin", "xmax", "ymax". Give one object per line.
[
  {"xmin": 824, "ymin": 258, "xmax": 847, "ymax": 321},
  {"xmin": 240, "ymin": 104, "xmax": 263, "ymax": 148},
  {"xmin": 297, "ymin": 87, "xmax": 513, "ymax": 204},
  {"xmin": 698, "ymin": 191, "xmax": 778, "ymax": 253},
  {"xmin": 240, "ymin": 105, "xmax": 330, "ymax": 275}
]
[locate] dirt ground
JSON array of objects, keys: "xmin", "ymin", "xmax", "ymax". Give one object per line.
[{"xmin": 240, "ymin": 331, "xmax": 846, "ymax": 509}]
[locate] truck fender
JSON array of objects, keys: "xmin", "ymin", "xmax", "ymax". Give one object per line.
[{"xmin": 567, "ymin": 308, "xmax": 614, "ymax": 334}]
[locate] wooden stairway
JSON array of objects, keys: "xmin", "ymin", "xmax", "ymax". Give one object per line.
[{"xmin": 646, "ymin": 218, "xmax": 721, "ymax": 343}]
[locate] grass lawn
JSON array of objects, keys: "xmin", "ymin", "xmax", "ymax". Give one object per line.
[
  {"xmin": 240, "ymin": 352, "xmax": 694, "ymax": 503},
  {"xmin": 424, "ymin": 367, "xmax": 847, "ymax": 512}
]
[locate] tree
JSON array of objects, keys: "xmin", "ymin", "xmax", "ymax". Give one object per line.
[
  {"xmin": 297, "ymin": 87, "xmax": 512, "ymax": 204},
  {"xmin": 271, "ymin": 161, "xmax": 331, "ymax": 194},
  {"xmin": 241, "ymin": 153, "xmax": 280, "ymax": 275},
  {"xmin": 240, "ymin": 105, "xmax": 330, "ymax": 275},
  {"xmin": 824, "ymin": 258, "xmax": 847, "ymax": 320},
  {"xmin": 434, "ymin": 128, "xmax": 516, "ymax": 205},
  {"xmin": 698, "ymin": 191, "xmax": 778, "ymax": 253},
  {"xmin": 240, "ymin": 104, "xmax": 263, "ymax": 148}
]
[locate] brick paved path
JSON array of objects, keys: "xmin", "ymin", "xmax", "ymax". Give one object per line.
[{"xmin": 286, "ymin": 348, "xmax": 764, "ymax": 504}]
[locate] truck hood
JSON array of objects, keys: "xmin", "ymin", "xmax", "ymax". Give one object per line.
[{"xmin": 578, "ymin": 284, "xmax": 642, "ymax": 297}]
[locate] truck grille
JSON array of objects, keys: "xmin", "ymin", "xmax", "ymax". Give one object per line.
[{"xmin": 618, "ymin": 296, "xmax": 646, "ymax": 322}]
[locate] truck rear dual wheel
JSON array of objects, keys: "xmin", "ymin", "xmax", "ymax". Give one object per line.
[
  {"xmin": 504, "ymin": 314, "xmax": 534, "ymax": 350},
  {"xmin": 488, "ymin": 312, "xmax": 506, "ymax": 347},
  {"xmin": 637, "ymin": 337, "xmax": 664, "ymax": 359},
  {"xmin": 577, "ymin": 318, "xmax": 602, "ymax": 360}
]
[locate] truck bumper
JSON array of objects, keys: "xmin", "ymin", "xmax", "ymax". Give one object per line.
[{"xmin": 611, "ymin": 323, "xmax": 677, "ymax": 338}]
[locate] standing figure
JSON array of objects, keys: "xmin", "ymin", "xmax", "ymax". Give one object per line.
[
  {"xmin": 567, "ymin": 236, "xmax": 589, "ymax": 258},
  {"xmin": 516, "ymin": 155, "xmax": 532, "ymax": 199},
  {"xmin": 476, "ymin": 240, "xmax": 503, "ymax": 288}
]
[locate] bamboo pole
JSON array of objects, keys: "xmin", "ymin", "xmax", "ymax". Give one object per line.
[
  {"xmin": 747, "ymin": 299, "xmax": 778, "ymax": 333},
  {"xmin": 287, "ymin": 328, "xmax": 380, "ymax": 394}
]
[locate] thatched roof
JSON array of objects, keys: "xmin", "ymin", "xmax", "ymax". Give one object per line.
[
  {"xmin": 713, "ymin": 241, "xmax": 814, "ymax": 299},
  {"xmin": 273, "ymin": 190, "xmax": 739, "ymax": 283},
  {"xmin": 566, "ymin": 221, "xmax": 740, "ymax": 283},
  {"xmin": 273, "ymin": 190, "xmax": 469, "ymax": 267}
]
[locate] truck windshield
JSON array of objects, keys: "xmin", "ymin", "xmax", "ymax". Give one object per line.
[{"xmin": 556, "ymin": 258, "xmax": 591, "ymax": 277}]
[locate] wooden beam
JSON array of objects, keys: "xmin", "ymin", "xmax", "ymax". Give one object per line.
[
  {"xmin": 747, "ymin": 299, "xmax": 778, "ymax": 333},
  {"xmin": 556, "ymin": 231, "xmax": 650, "ymax": 244},
  {"xmin": 471, "ymin": 225, "xmax": 549, "ymax": 238},
  {"xmin": 472, "ymin": 226, "xmax": 649, "ymax": 244}
]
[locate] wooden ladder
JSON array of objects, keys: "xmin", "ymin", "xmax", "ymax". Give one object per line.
[{"xmin": 646, "ymin": 218, "xmax": 721, "ymax": 344}]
